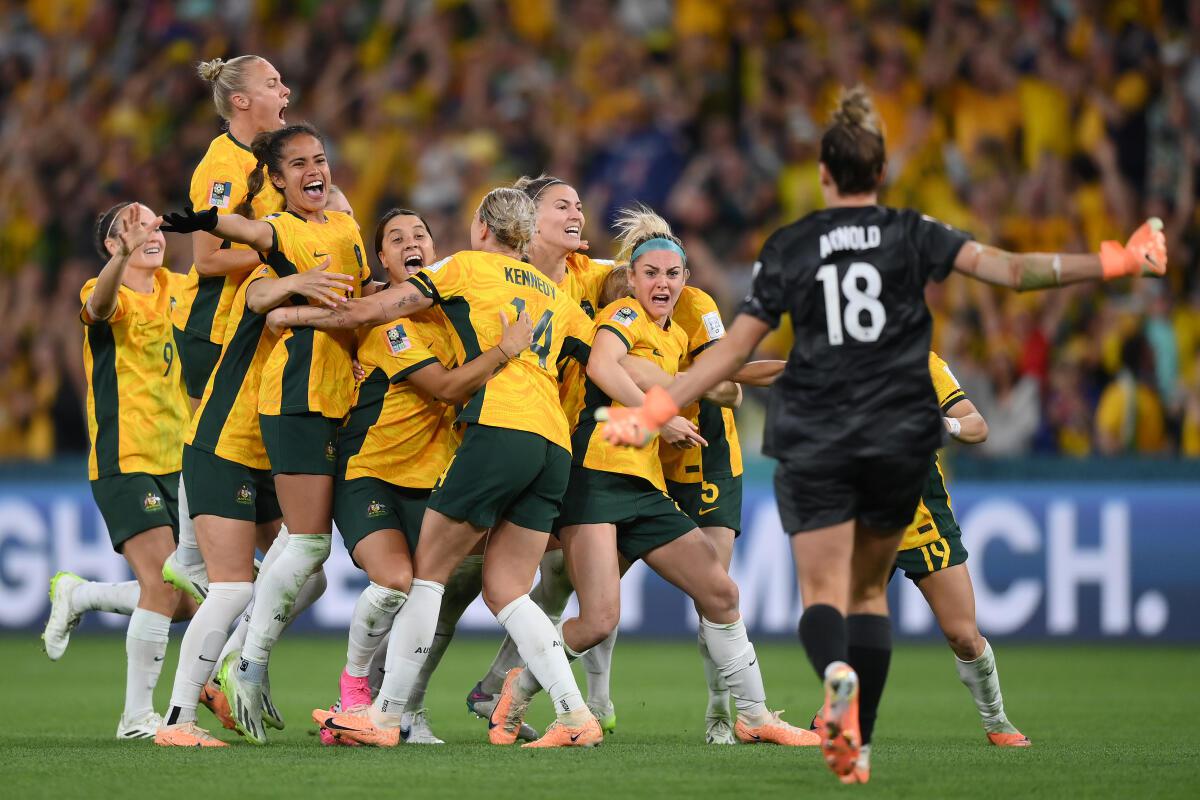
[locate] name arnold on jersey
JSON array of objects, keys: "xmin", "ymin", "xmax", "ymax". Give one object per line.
[
  {"xmin": 505, "ymin": 266, "xmax": 557, "ymax": 299},
  {"xmin": 819, "ymin": 225, "xmax": 881, "ymax": 260}
]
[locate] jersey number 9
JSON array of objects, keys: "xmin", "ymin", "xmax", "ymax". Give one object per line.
[
  {"xmin": 162, "ymin": 341, "xmax": 175, "ymax": 377},
  {"xmin": 816, "ymin": 262, "xmax": 886, "ymax": 345}
]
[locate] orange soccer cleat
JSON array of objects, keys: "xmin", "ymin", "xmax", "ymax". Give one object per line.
[
  {"xmin": 521, "ymin": 717, "xmax": 603, "ymax": 749},
  {"xmin": 839, "ymin": 744, "xmax": 871, "ymax": 784},
  {"xmin": 818, "ymin": 661, "xmax": 862, "ymax": 780},
  {"xmin": 154, "ymin": 721, "xmax": 228, "ymax": 748},
  {"xmin": 734, "ymin": 710, "xmax": 821, "ymax": 746},
  {"xmin": 200, "ymin": 680, "xmax": 235, "ymax": 730},
  {"xmin": 1100, "ymin": 217, "xmax": 1167, "ymax": 279},
  {"xmin": 488, "ymin": 668, "xmax": 532, "ymax": 746},
  {"xmin": 987, "ymin": 730, "xmax": 1032, "ymax": 747},
  {"xmin": 312, "ymin": 706, "xmax": 400, "ymax": 748}
]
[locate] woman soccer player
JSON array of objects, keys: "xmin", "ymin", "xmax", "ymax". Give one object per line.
[
  {"xmin": 46, "ymin": 202, "xmax": 196, "ymax": 738},
  {"xmin": 599, "ymin": 87, "xmax": 1166, "ymax": 783},
  {"xmin": 280, "ymin": 188, "xmax": 599, "ymax": 748},
  {"xmin": 319, "ymin": 208, "xmax": 532, "ymax": 745},
  {"xmin": 163, "ymin": 54, "xmax": 291, "ymax": 607},
  {"xmin": 488, "ymin": 207, "xmax": 817, "ymax": 748},
  {"xmin": 885, "ymin": 352, "xmax": 1027, "ymax": 747},
  {"xmin": 154, "ymin": 124, "xmax": 361, "ymax": 747}
]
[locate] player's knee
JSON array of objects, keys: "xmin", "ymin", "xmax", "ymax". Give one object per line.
[
  {"xmin": 573, "ymin": 607, "xmax": 619, "ymax": 650},
  {"xmin": 367, "ymin": 564, "xmax": 412, "ymax": 594},
  {"xmin": 699, "ymin": 575, "xmax": 740, "ymax": 619},
  {"xmin": 943, "ymin": 624, "xmax": 982, "ymax": 660}
]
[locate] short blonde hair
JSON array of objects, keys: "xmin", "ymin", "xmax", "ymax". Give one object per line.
[
  {"xmin": 197, "ymin": 55, "xmax": 266, "ymax": 121},
  {"xmin": 477, "ymin": 188, "xmax": 536, "ymax": 255}
]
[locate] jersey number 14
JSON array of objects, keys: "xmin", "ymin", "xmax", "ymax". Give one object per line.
[
  {"xmin": 816, "ymin": 262, "xmax": 886, "ymax": 345},
  {"xmin": 510, "ymin": 297, "xmax": 553, "ymax": 368}
]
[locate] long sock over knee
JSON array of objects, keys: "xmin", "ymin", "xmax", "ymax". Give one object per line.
[
  {"xmin": 124, "ymin": 609, "xmax": 171, "ymax": 719},
  {"xmin": 699, "ymin": 616, "xmax": 769, "ymax": 722},
  {"xmin": 166, "ymin": 581, "xmax": 253, "ymax": 724},
  {"xmin": 847, "ymin": 613, "xmax": 892, "ymax": 746},
  {"xmin": 241, "ymin": 534, "xmax": 331, "ymax": 670},
  {"xmin": 798, "ymin": 604, "xmax": 848, "ymax": 681},
  {"xmin": 346, "ymin": 582, "xmax": 406, "ymax": 677},
  {"xmin": 372, "ymin": 579, "xmax": 444, "ymax": 726},
  {"xmin": 496, "ymin": 594, "xmax": 584, "ymax": 718},
  {"xmin": 408, "ymin": 555, "xmax": 483, "ymax": 707}
]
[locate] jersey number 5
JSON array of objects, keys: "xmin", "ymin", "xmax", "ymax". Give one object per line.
[
  {"xmin": 815, "ymin": 262, "xmax": 886, "ymax": 345},
  {"xmin": 510, "ymin": 297, "xmax": 554, "ymax": 368}
]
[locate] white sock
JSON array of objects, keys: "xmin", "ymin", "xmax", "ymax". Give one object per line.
[
  {"xmin": 371, "ymin": 579, "xmax": 444, "ymax": 727},
  {"xmin": 408, "ymin": 555, "xmax": 483, "ymax": 707},
  {"xmin": 72, "ymin": 580, "xmax": 140, "ymax": 616},
  {"xmin": 699, "ymin": 616, "xmax": 769, "ymax": 723},
  {"xmin": 174, "ymin": 475, "xmax": 204, "ymax": 568},
  {"xmin": 214, "ymin": 603, "xmax": 252, "ymax": 683},
  {"xmin": 497, "ymin": 594, "xmax": 585, "ymax": 720},
  {"xmin": 124, "ymin": 609, "xmax": 171, "ymax": 719},
  {"xmin": 582, "ymin": 626, "xmax": 618, "ymax": 708},
  {"xmin": 240, "ymin": 534, "xmax": 331, "ymax": 673},
  {"xmin": 166, "ymin": 581, "xmax": 253, "ymax": 725},
  {"xmin": 346, "ymin": 583, "xmax": 406, "ymax": 677},
  {"xmin": 697, "ymin": 625, "xmax": 730, "ymax": 718},
  {"xmin": 481, "ymin": 551, "xmax": 572, "ymax": 694},
  {"xmin": 955, "ymin": 640, "xmax": 1014, "ymax": 732}
]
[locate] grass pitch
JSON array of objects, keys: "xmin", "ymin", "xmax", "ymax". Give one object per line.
[{"xmin": 2, "ymin": 634, "xmax": 1197, "ymax": 798}]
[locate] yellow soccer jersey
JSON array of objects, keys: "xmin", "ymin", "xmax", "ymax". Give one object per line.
[
  {"xmin": 185, "ymin": 266, "xmax": 283, "ymax": 469},
  {"xmin": 660, "ymin": 287, "xmax": 744, "ymax": 484},
  {"xmin": 256, "ymin": 211, "xmax": 373, "ymax": 419},
  {"xmin": 341, "ymin": 310, "xmax": 458, "ymax": 489},
  {"xmin": 557, "ymin": 252, "xmax": 617, "ymax": 429},
  {"xmin": 408, "ymin": 250, "xmax": 594, "ymax": 452},
  {"xmin": 81, "ymin": 268, "xmax": 190, "ymax": 479},
  {"xmin": 172, "ymin": 133, "xmax": 285, "ymax": 343},
  {"xmin": 900, "ymin": 351, "xmax": 968, "ymax": 552},
  {"xmin": 574, "ymin": 298, "xmax": 689, "ymax": 489}
]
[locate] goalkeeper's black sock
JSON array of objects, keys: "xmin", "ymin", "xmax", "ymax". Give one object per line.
[
  {"xmin": 847, "ymin": 613, "xmax": 892, "ymax": 746},
  {"xmin": 798, "ymin": 604, "xmax": 848, "ymax": 681}
]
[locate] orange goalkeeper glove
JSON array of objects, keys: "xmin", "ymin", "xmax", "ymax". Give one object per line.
[
  {"xmin": 595, "ymin": 385, "xmax": 679, "ymax": 447},
  {"xmin": 1100, "ymin": 217, "xmax": 1167, "ymax": 279}
]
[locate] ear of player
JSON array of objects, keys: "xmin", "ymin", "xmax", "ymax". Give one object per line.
[
  {"xmin": 1100, "ymin": 217, "xmax": 1167, "ymax": 280},
  {"xmin": 597, "ymin": 385, "xmax": 679, "ymax": 447},
  {"xmin": 160, "ymin": 203, "xmax": 220, "ymax": 234}
]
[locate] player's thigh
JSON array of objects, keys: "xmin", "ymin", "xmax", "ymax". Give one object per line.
[
  {"xmin": 700, "ymin": 526, "xmax": 735, "ymax": 571},
  {"xmin": 644, "ymin": 528, "xmax": 740, "ymax": 624},
  {"xmin": 273, "ymin": 473, "xmax": 334, "ymax": 535},
  {"xmin": 412, "ymin": 507, "xmax": 487, "ymax": 584},
  {"xmin": 559, "ymin": 523, "xmax": 622, "ymax": 640},
  {"xmin": 916, "ymin": 563, "xmax": 981, "ymax": 649},
  {"xmin": 790, "ymin": 521, "xmax": 855, "ymax": 612},
  {"xmin": 481, "ymin": 521, "xmax": 552, "ymax": 613},
  {"xmin": 194, "ymin": 514, "xmax": 258, "ymax": 582},
  {"xmin": 849, "ymin": 521, "xmax": 906, "ymax": 607},
  {"xmin": 351, "ymin": 530, "xmax": 415, "ymax": 593}
]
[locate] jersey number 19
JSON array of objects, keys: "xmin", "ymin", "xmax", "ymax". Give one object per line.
[{"xmin": 816, "ymin": 262, "xmax": 886, "ymax": 345}]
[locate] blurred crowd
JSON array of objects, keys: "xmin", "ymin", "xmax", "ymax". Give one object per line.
[{"xmin": 1, "ymin": 0, "xmax": 1198, "ymax": 461}]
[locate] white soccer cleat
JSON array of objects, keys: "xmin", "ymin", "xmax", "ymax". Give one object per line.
[
  {"xmin": 117, "ymin": 710, "xmax": 164, "ymax": 740},
  {"xmin": 261, "ymin": 671, "xmax": 284, "ymax": 730},
  {"xmin": 400, "ymin": 709, "xmax": 445, "ymax": 744},
  {"xmin": 42, "ymin": 571, "xmax": 85, "ymax": 661},
  {"xmin": 161, "ymin": 551, "xmax": 209, "ymax": 604},
  {"xmin": 705, "ymin": 715, "xmax": 736, "ymax": 745}
]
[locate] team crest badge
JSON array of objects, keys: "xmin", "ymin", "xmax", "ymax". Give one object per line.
[
  {"xmin": 613, "ymin": 306, "xmax": 638, "ymax": 327},
  {"xmin": 142, "ymin": 492, "xmax": 163, "ymax": 513},
  {"xmin": 209, "ymin": 181, "xmax": 232, "ymax": 209},
  {"xmin": 235, "ymin": 484, "xmax": 253, "ymax": 505},
  {"xmin": 367, "ymin": 500, "xmax": 388, "ymax": 518},
  {"xmin": 386, "ymin": 324, "xmax": 411, "ymax": 355}
]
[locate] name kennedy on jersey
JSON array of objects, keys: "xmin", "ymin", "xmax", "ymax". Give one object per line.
[{"xmin": 819, "ymin": 225, "xmax": 882, "ymax": 260}]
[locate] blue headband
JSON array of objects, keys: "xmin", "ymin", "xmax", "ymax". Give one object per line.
[{"xmin": 630, "ymin": 237, "xmax": 686, "ymax": 264}]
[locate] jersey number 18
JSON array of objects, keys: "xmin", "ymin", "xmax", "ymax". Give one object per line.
[{"xmin": 815, "ymin": 262, "xmax": 886, "ymax": 345}]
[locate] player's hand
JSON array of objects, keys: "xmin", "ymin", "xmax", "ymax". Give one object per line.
[
  {"xmin": 113, "ymin": 203, "xmax": 162, "ymax": 257},
  {"xmin": 596, "ymin": 385, "xmax": 679, "ymax": 447},
  {"xmin": 661, "ymin": 416, "xmax": 708, "ymax": 449},
  {"xmin": 498, "ymin": 310, "xmax": 533, "ymax": 358},
  {"xmin": 160, "ymin": 203, "xmax": 219, "ymax": 234},
  {"xmin": 288, "ymin": 258, "xmax": 354, "ymax": 309},
  {"xmin": 352, "ymin": 357, "xmax": 366, "ymax": 382},
  {"xmin": 265, "ymin": 307, "xmax": 290, "ymax": 335},
  {"xmin": 1100, "ymin": 217, "xmax": 1166, "ymax": 279}
]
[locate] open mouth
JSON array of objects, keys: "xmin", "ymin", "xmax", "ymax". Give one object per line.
[
  {"xmin": 403, "ymin": 253, "xmax": 424, "ymax": 271},
  {"xmin": 564, "ymin": 225, "xmax": 580, "ymax": 238},
  {"xmin": 650, "ymin": 291, "xmax": 671, "ymax": 306},
  {"xmin": 303, "ymin": 180, "xmax": 325, "ymax": 201},
  {"xmin": 142, "ymin": 244, "xmax": 162, "ymax": 256},
  {"xmin": 278, "ymin": 100, "xmax": 288, "ymax": 124}
]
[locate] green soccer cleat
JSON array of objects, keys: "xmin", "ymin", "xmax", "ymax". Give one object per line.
[
  {"xmin": 42, "ymin": 571, "xmax": 85, "ymax": 661},
  {"xmin": 218, "ymin": 651, "xmax": 267, "ymax": 745},
  {"xmin": 261, "ymin": 671, "xmax": 284, "ymax": 730},
  {"xmin": 161, "ymin": 551, "xmax": 208, "ymax": 605},
  {"xmin": 589, "ymin": 700, "xmax": 617, "ymax": 736}
]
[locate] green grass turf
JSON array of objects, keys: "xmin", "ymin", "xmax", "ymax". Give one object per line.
[{"xmin": 1, "ymin": 634, "xmax": 1197, "ymax": 799}]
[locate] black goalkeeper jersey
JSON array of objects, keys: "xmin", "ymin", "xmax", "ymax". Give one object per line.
[{"xmin": 741, "ymin": 205, "xmax": 972, "ymax": 463}]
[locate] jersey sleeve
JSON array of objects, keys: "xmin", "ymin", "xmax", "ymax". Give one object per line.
[
  {"xmin": 190, "ymin": 154, "xmax": 250, "ymax": 216},
  {"xmin": 929, "ymin": 352, "xmax": 967, "ymax": 413},
  {"xmin": 559, "ymin": 301, "xmax": 595, "ymax": 366},
  {"xmin": 79, "ymin": 280, "xmax": 127, "ymax": 325},
  {"xmin": 371, "ymin": 322, "xmax": 441, "ymax": 384},
  {"xmin": 908, "ymin": 212, "xmax": 973, "ymax": 283},
  {"xmin": 740, "ymin": 230, "xmax": 787, "ymax": 329},
  {"xmin": 596, "ymin": 301, "xmax": 643, "ymax": 352},
  {"xmin": 408, "ymin": 256, "xmax": 466, "ymax": 304},
  {"xmin": 685, "ymin": 290, "xmax": 725, "ymax": 358}
]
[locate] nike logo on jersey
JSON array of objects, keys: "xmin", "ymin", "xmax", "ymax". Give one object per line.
[
  {"xmin": 698, "ymin": 506, "xmax": 720, "ymax": 516},
  {"xmin": 313, "ymin": 251, "xmax": 329, "ymax": 259}
]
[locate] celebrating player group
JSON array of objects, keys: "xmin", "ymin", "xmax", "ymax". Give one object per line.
[{"xmin": 42, "ymin": 54, "xmax": 1167, "ymax": 784}]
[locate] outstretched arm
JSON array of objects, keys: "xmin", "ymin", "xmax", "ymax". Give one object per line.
[
  {"xmin": 86, "ymin": 204, "xmax": 162, "ymax": 322},
  {"xmin": 161, "ymin": 204, "xmax": 275, "ymax": 252},
  {"xmin": 267, "ymin": 281, "xmax": 432, "ymax": 331},
  {"xmin": 192, "ymin": 230, "xmax": 264, "ymax": 277},
  {"xmin": 620, "ymin": 356, "xmax": 741, "ymax": 408}
]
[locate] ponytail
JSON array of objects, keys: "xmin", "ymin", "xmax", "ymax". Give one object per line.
[{"xmin": 819, "ymin": 85, "xmax": 886, "ymax": 195}]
